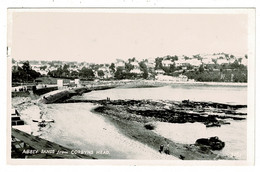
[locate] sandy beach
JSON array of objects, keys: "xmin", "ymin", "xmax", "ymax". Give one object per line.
[{"xmin": 12, "ymin": 97, "xmax": 177, "ymax": 159}]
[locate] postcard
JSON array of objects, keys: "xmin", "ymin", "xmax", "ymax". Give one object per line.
[{"xmin": 7, "ymin": 8, "xmax": 255, "ymax": 165}]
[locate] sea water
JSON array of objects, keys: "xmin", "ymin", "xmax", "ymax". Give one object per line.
[
  {"xmin": 83, "ymin": 84, "xmax": 247, "ymax": 105},
  {"xmin": 80, "ymin": 83, "xmax": 248, "ymax": 159}
]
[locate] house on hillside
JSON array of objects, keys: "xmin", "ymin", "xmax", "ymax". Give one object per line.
[
  {"xmin": 201, "ymin": 58, "xmax": 215, "ymax": 64},
  {"xmin": 130, "ymin": 68, "xmax": 142, "ymax": 74},
  {"xmin": 31, "ymin": 64, "xmax": 42, "ymax": 71},
  {"xmin": 217, "ymin": 59, "xmax": 229, "ymax": 65},
  {"xmin": 130, "ymin": 61, "xmax": 139, "ymax": 68},
  {"xmin": 162, "ymin": 60, "xmax": 173, "ymax": 67},
  {"xmin": 146, "ymin": 59, "xmax": 155, "ymax": 68},
  {"xmin": 48, "ymin": 66, "xmax": 56, "ymax": 72},
  {"xmin": 175, "ymin": 58, "xmax": 189, "ymax": 67},
  {"xmin": 185, "ymin": 59, "xmax": 202, "ymax": 67},
  {"xmin": 155, "ymin": 69, "xmax": 165, "ymax": 74},
  {"xmin": 115, "ymin": 60, "xmax": 125, "ymax": 68}
]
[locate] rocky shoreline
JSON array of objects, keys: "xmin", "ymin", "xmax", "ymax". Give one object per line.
[
  {"xmin": 57, "ymin": 98, "xmax": 247, "ymax": 160},
  {"xmin": 61, "ymin": 99, "xmax": 247, "ymax": 128}
]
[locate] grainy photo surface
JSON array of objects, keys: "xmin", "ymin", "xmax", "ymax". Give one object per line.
[{"xmin": 7, "ymin": 9, "xmax": 255, "ymax": 165}]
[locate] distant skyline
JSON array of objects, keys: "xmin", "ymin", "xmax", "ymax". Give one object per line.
[{"xmin": 9, "ymin": 10, "xmax": 248, "ymax": 63}]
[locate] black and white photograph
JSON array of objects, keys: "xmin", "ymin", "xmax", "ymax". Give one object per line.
[{"xmin": 6, "ymin": 8, "xmax": 255, "ymax": 165}]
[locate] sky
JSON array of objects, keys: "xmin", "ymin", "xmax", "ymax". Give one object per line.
[{"xmin": 9, "ymin": 10, "xmax": 248, "ymax": 63}]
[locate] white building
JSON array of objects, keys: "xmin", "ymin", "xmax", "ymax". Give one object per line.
[
  {"xmin": 155, "ymin": 69, "xmax": 165, "ymax": 74},
  {"xmin": 130, "ymin": 61, "xmax": 139, "ymax": 68},
  {"xmin": 217, "ymin": 59, "xmax": 229, "ymax": 65},
  {"xmin": 131, "ymin": 68, "xmax": 142, "ymax": 74},
  {"xmin": 115, "ymin": 61, "xmax": 125, "ymax": 68},
  {"xmin": 185, "ymin": 59, "xmax": 202, "ymax": 67},
  {"xmin": 201, "ymin": 58, "xmax": 215, "ymax": 64},
  {"xmin": 145, "ymin": 58, "xmax": 155, "ymax": 68},
  {"xmin": 162, "ymin": 60, "xmax": 173, "ymax": 67},
  {"xmin": 175, "ymin": 58, "xmax": 188, "ymax": 67},
  {"xmin": 241, "ymin": 58, "xmax": 248, "ymax": 66}
]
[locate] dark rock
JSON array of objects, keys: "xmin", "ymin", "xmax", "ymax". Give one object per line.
[
  {"xmin": 179, "ymin": 155, "xmax": 185, "ymax": 160},
  {"xmin": 205, "ymin": 122, "xmax": 221, "ymax": 128},
  {"xmin": 63, "ymin": 99, "xmax": 246, "ymax": 127},
  {"xmin": 195, "ymin": 136, "xmax": 225, "ymax": 150},
  {"xmin": 144, "ymin": 123, "xmax": 155, "ymax": 130}
]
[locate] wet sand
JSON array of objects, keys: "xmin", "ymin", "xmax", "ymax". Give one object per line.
[{"xmin": 12, "ymin": 97, "xmax": 177, "ymax": 159}]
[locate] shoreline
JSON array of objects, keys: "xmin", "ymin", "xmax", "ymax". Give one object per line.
[
  {"xmin": 124, "ymin": 80, "xmax": 247, "ymax": 88},
  {"xmin": 11, "ymin": 80, "xmax": 247, "ymax": 100},
  {"xmin": 85, "ymin": 99, "xmax": 246, "ymax": 160},
  {"xmin": 11, "ymin": 85, "xmax": 246, "ymax": 160},
  {"xmin": 92, "ymin": 104, "xmax": 234, "ymax": 160}
]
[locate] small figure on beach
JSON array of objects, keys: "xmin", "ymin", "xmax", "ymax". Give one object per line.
[
  {"xmin": 159, "ymin": 144, "xmax": 164, "ymax": 153},
  {"xmin": 164, "ymin": 143, "xmax": 170, "ymax": 155}
]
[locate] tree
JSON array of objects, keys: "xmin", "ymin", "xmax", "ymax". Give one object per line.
[
  {"xmin": 128, "ymin": 57, "xmax": 136, "ymax": 63},
  {"xmin": 62, "ymin": 64, "xmax": 70, "ymax": 77},
  {"xmin": 166, "ymin": 55, "xmax": 178, "ymax": 62},
  {"xmin": 230, "ymin": 55, "xmax": 235, "ymax": 59},
  {"xmin": 199, "ymin": 65, "xmax": 204, "ymax": 73},
  {"xmin": 89, "ymin": 64, "xmax": 99, "ymax": 71},
  {"xmin": 40, "ymin": 65, "xmax": 47, "ymax": 70},
  {"xmin": 125, "ymin": 63, "xmax": 134, "ymax": 72},
  {"xmin": 63, "ymin": 64, "xmax": 69, "ymax": 71},
  {"xmin": 212, "ymin": 59, "xmax": 217, "ymax": 64},
  {"xmin": 12, "ymin": 61, "xmax": 41, "ymax": 83},
  {"xmin": 79, "ymin": 67, "xmax": 95, "ymax": 79},
  {"xmin": 22, "ymin": 61, "xmax": 31, "ymax": 73},
  {"xmin": 169, "ymin": 64, "xmax": 176, "ymax": 73},
  {"xmin": 173, "ymin": 55, "xmax": 178, "ymax": 61},
  {"xmin": 237, "ymin": 58, "xmax": 242, "ymax": 65},
  {"xmin": 29, "ymin": 70, "xmax": 41, "ymax": 79},
  {"xmin": 71, "ymin": 71, "xmax": 79, "ymax": 77},
  {"xmin": 109, "ymin": 63, "xmax": 116, "ymax": 73},
  {"xmin": 155, "ymin": 57, "xmax": 163, "ymax": 70},
  {"xmin": 139, "ymin": 61, "xmax": 148, "ymax": 79},
  {"xmin": 193, "ymin": 54, "xmax": 202, "ymax": 60},
  {"xmin": 184, "ymin": 56, "xmax": 189, "ymax": 60},
  {"xmin": 230, "ymin": 60, "xmax": 240, "ymax": 69},
  {"xmin": 114, "ymin": 66, "xmax": 125, "ymax": 80},
  {"xmin": 97, "ymin": 70, "xmax": 105, "ymax": 78},
  {"xmin": 225, "ymin": 54, "xmax": 229, "ymax": 59},
  {"xmin": 12, "ymin": 59, "xmax": 16, "ymax": 64},
  {"xmin": 55, "ymin": 65, "xmax": 63, "ymax": 77}
]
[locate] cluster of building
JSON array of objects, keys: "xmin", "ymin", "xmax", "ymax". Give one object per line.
[{"xmin": 12, "ymin": 53, "xmax": 248, "ymax": 81}]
